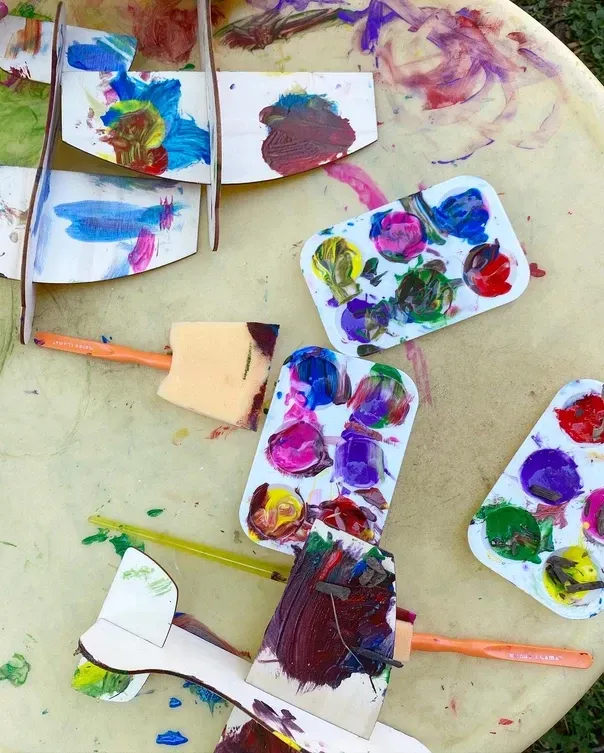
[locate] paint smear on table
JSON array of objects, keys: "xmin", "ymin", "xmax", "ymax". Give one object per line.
[
  {"xmin": 0, "ymin": 653, "xmax": 30, "ymax": 686},
  {"xmin": 261, "ymin": 90, "xmax": 355, "ymax": 176},
  {"xmin": 529, "ymin": 262, "xmax": 547, "ymax": 278},
  {"xmin": 208, "ymin": 424, "xmax": 236, "ymax": 439},
  {"xmin": 81, "ymin": 527, "xmax": 145, "ymax": 557},
  {"xmin": 128, "ymin": 0, "xmax": 197, "ymax": 65},
  {"xmin": 404, "ymin": 341, "xmax": 432, "ymax": 406},
  {"xmin": 147, "ymin": 508, "xmax": 165, "ymax": 517},
  {"xmin": 169, "ymin": 697, "xmax": 182, "ymax": 708},
  {"xmin": 156, "ymin": 730, "xmax": 188, "ymax": 746},
  {"xmin": 72, "ymin": 661, "xmax": 132, "ymax": 698},
  {"xmin": 323, "ymin": 163, "xmax": 388, "ymax": 211},
  {"xmin": 182, "ymin": 681, "xmax": 227, "ymax": 712},
  {"xmin": 172, "ymin": 427, "xmax": 189, "ymax": 445}
]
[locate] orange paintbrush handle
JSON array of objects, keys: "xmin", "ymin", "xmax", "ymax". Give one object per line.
[
  {"xmin": 410, "ymin": 632, "xmax": 593, "ymax": 669},
  {"xmin": 34, "ymin": 332, "xmax": 172, "ymax": 371}
]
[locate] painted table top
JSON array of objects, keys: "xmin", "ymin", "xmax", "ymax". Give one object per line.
[{"xmin": 1, "ymin": 1, "xmax": 604, "ymax": 753}]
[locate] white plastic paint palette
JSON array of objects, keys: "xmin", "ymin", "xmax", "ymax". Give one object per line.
[
  {"xmin": 468, "ymin": 379, "xmax": 604, "ymax": 619},
  {"xmin": 301, "ymin": 176, "xmax": 530, "ymax": 356},
  {"xmin": 239, "ymin": 346, "xmax": 418, "ymax": 555}
]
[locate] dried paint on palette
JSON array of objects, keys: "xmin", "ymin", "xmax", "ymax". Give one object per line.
[
  {"xmin": 302, "ymin": 176, "xmax": 529, "ymax": 356},
  {"xmin": 469, "ymin": 380, "xmax": 604, "ymax": 618},
  {"xmin": 240, "ymin": 347, "xmax": 418, "ymax": 555},
  {"xmin": 260, "ymin": 89, "xmax": 355, "ymax": 177},
  {"xmin": 253, "ymin": 522, "xmax": 396, "ymax": 691}
]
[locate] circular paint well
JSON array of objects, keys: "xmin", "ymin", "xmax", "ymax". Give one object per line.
[
  {"xmin": 543, "ymin": 546, "xmax": 602, "ymax": 606},
  {"xmin": 483, "ymin": 505, "xmax": 542, "ymax": 563},
  {"xmin": 247, "ymin": 483, "xmax": 305, "ymax": 541},
  {"xmin": 555, "ymin": 393, "xmax": 604, "ymax": 444},
  {"xmin": 519, "ymin": 448, "xmax": 582, "ymax": 505},
  {"xmin": 582, "ymin": 488, "xmax": 604, "ymax": 543}
]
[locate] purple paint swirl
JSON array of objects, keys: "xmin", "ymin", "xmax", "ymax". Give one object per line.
[
  {"xmin": 520, "ymin": 448, "xmax": 582, "ymax": 505},
  {"xmin": 334, "ymin": 431, "xmax": 386, "ymax": 488},
  {"xmin": 267, "ymin": 420, "xmax": 332, "ymax": 477}
]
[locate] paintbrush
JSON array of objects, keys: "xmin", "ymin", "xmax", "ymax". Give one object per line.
[
  {"xmin": 88, "ymin": 515, "xmax": 593, "ymax": 671},
  {"xmin": 34, "ymin": 322, "xmax": 279, "ymax": 431}
]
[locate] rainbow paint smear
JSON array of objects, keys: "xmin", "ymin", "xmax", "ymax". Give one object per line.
[
  {"xmin": 469, "ymin": 379, "xmax": 604, "ymax": 619},
  {"xmin": 239, "ymin": 347, "xmax": 418, "ymax": 555},
  {"xmin": 301, "ymin": 176, "xmax": 529, "ymax": 356}
]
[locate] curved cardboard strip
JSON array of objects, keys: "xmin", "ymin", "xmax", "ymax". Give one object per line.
[
  {"xmin": 60, "ymin": 71, "xmax": 377, "ymax": 186},
  {"xmin": 0, "ymin": 167, "xmax": 200, "ymax": 283},
  {"xmin": 20, "ymin": 3, "xmax": 65, "ymax": 344},
  {"xmin": 198, "ymin": 0, "xmax": 221, "ymax": 251},
  {"xmin": 301, "ymin": 176, "xmax": 530, "ymax": 356},
  {"xmin": 468, "ymin": 379, "xmax": 604, "ymax": 619},
  {"xmin": 0, "ymin": 17, "xmax": 136, "ymax": 83},
  {"xmin": 239, "ymin": 347, "xmax": 418, "ymax": 555}
]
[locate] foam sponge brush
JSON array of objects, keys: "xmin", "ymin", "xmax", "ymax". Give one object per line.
[{"xmin": 34, "ymin": 322, "xmax": 280, "ymax": 431}]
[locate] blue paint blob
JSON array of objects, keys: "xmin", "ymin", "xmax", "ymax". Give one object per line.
[
  {"xmin": 275, "ymin": 90, "xmax": 338, "ymax": 114},
  {"xmin": 156, "ymin": 731, "xmax": 188, "ymax": 746},
  {"xmin": 182, "ymin": 681, "xmax": 226, "ymax": 713},
  {"xmin": 433, "ymin": 189, "xmax": 489, "ymax": 245},
  {"xmin": 285, "ymin": 347, "xmax": 351, "ymax": 409},
  {"xmin": 168, "ymin": 697, "xmax": 182, "ymax": 708},
  {"xmin": 67, "ymin": 33, "xmax": 136, "ymax": 72},
  {"xmin": 276, "ymin": 391, "xmax": 283, "ymax": 399},
  {"xmin": 54, "ymin": 201, "xmax": 184, "ymax": 243}
]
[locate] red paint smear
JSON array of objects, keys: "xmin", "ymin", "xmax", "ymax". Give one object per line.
[
  {"xmin": 316, "ymin": 495, "xmax": 376, "ymax": 540},
  {"xmin": 529, "ymin": 262, "xmax": 546, "ymax": 278},
  {"xmin": 260, "ymin": 96, "xmax": 355, "ymax": 177},
  {"xmin": 533, "ymin": 502, "xmax": 568, "ymax": 529},
  {"xmin": 499, "ymin": 718, "xmax": 514, "ymax": 726},
  {"xmin": 464, "ymin": 244, "xmax": 512, "ymax": 297},
  {"xmin": 215, "ymin": 718, "xmax": 291, "ymax": 753},
  {"xmin": 128, "ymin": 0, "xmax": 197, "ymax": 65},
  {"xmin": 323, "ymin": 163, "xmax": 388, "ymax": 211},
  {"xmin": 207, "ymin": 424, "xmax": 236, "ymax": 440},
  {"xmin": 556, "ymin": 394, "xmax": 604, "ymax": 444},
  {"xmin": 100, "ymin": 106, "xmax": 169, "ymax": 175},
  {"xmin": 450, "ymin": 697, "xmax": 458, "ymax": 715},
  {"xmin": 404, "ymin": 341, "xmax": 433, "ymax": 406},
  {"xmin": 128, "ymin": 228, "xmax": 156, "ymax": 273}
]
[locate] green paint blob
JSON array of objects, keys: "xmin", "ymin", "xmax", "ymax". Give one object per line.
[
  {"xmin": 109, "ymin": 533, "xmax": 145, "ymax": 558},
  {"xmin": 72, "ymin": 661, "xmax": 131, "ymax": 698},
  {"xmin": 0, "ymin": 72, "xmax": 48, "ymax": 167},
  {"xmin": 0, "ymin": 653, "xmax": 30, "ymax": 686},
  {"xmin": 81, "ymin": 529, "xmax": 109, "ymax": 546},
  {"xmin": 485, "ymin": 505, "xmax": 543, "ymax": 563},
  {"xmin": 395, "ymin": 266, "xmax": 456, "ymax": 324},
  {"xmin": 146, "ymin": 508, "xmax": 165, "ymax": 517},
  {"xmin": 11, "ymin": 2, "xmax": 53, "ymax": 20}
]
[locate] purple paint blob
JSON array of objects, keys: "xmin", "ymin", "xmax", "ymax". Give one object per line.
[
  {"xmin": 0, "ymin": 2, "xmax": 7, "ymax": 20},
  {"xmin": 582, "ymin": 488, "xmax": 604, "ymax": 543},
  {"xmin": 267, "ymin": 420, "xmax": 332, "ymax": 477},
  {"xmin": 334, "ymin": 431, "xmax": 386, "ymax": 488},
  {"xmin": 520, "ymin": 448, "xmax": 582, "ymax": 505},
  {"xmin": 340, "ymin": 298, "xmax": 390, "ymax": 344}
]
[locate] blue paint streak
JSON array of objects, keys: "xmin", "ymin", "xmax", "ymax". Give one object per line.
[
  {"xmin": 102, "ymin": 71, "xmax": 210, "ymax": 168},
  {"xmin": 54, "ymin": 201, "xmax": 184, "ymax": 242},
  {"xmin": 156, "ymin": 730, "xmax": 188, "ymax": 746},
  {"xmin": 275, "ymin": 90, "xmax": 338, "ymax": 114},
  {"xmin": 182, "ymin": 682, "xmax": 226, "ymax": 713},
  {"xmin": 104, "ymin": 257, "xmax": 131, "ymax": 280},
  {"xmin": 67, "ymin": 33, "xmax": 136, "ymax": 72},
  {"xmin": 169, "ymin": 697, "xmax": 182, "ymax": 708}
]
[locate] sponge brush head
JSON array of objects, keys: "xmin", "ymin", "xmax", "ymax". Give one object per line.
[{"xmin": 157, "ymin": 322, "xmax": 279, "ymax": 430}]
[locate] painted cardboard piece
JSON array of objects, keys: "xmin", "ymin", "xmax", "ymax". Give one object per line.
[
  {"xmin": 469, "ymin": 379, "xmax": 604, "ymax": 619},
  {"xmin": 301, "ymin": 176, "xmax": 529, "ymax": 356},
  {"xmin": 239, "ymin": 346, "xmax": 418, "ymax": 555}
]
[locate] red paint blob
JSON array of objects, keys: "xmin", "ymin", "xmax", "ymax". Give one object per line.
[
  {"xmin": 529, "ymin": 262, "xmax": 546, "ymax": 278},
  {"xmin": 556, "ymin": 394, "xmax": 604, "ymax": 444},
  {"xmin": 499, "ymin": 718, "xmax": 514, "ymax": 726},
  {"xmin": 316, "ymin": 495, "xmax": 375, "ymax": 541},
  {"xmin": 463, "ymin": 242, "xmax": 512, "ymax": 297}
]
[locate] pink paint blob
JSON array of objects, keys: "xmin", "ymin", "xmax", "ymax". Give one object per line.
[
  {"xmin": 267, "ymin": 420, "xmax": 332, "ymax": 477},
  {"xmin": 323, "ymin": 163, "xmax": 388, "ymax": 211},
  {"xmin": 0, "ymin": 3, "xmax": 8, "ymax": 21},
  {"xmin": 582, "ymin": 488, "xmax": 604, "ymax": 542},
  {"xmin": 128, "ymin": 228, "xmax": 156, "ymax": 273},
  {"xmin": 372, "ymin": 211, "xmax": 426, "ymax": 262},
  {"xmin": 404, "ymin": 341, "xmax": 433, "ymax": 406}
]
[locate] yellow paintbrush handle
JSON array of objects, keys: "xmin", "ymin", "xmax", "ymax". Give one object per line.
[
  {"xmin": 35, "ymin": 332, "xmax": 172, "ymax": 370},
  {"xmin": 88, "ymin": 515, "xmax": 291, "ymax": 584}
]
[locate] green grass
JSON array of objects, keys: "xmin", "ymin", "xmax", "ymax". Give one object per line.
[
  {"xmin": 514, "ymin": 0, "xmax": 604, "ymax": 82},
  {"xmin": 524, "ymin": 675, "xmax": 604, "ymax": 752}
]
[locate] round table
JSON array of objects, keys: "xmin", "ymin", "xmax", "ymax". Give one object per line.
[{"xmin": 1, "ymin": 1, "xmax": 604, "ymax": 752}]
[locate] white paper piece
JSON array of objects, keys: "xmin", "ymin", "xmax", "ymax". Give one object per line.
[
  {"xmin": 0, "ymin": 17, "xmax": 136, "ymax": 83},
  {"xmin": 301, "ymin": 176, "xmax": 530, "ymax": 356},
  {"xmin": 239, "ymin": 347, "xmax": 418, "ymax": 555},
  {"xmin": 61, "ymin": 71, "xmax": 377, "ymax": 185},
  {"xmin": 468, "ymin": 379, "xmax": 604, "ymax": 619},
  {"xmin": 0, "ymin": 166, "xmax": 200, "ymax": 283}
]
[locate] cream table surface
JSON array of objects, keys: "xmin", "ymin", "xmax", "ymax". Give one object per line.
[{"xmin": 1, "ymin": 1, "xmax": 604, "ymax": 752}]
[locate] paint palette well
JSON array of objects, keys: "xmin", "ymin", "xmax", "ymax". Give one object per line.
[
  {"xmin": 468, "ymin": 380, "xmax": 604, "ymax": 619},
  {"xmin": 239, "ymin": 347, "xmax": 418, "ymax": 555},
  {"xmin": 301, "ymin": 176, "xmax": 529, "ymax": 356}
]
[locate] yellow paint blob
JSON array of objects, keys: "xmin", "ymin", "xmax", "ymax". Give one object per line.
[
  {"xmin": 249, "ymin": 485, "xmax": 304, "ymax": 540},
  {"xmin": 311, "ymin": 236, "xmax": 363, "ymax": 304},
  {"xmin": 543, "ymin": 546, "xmax": 600, "ymax": 605},
  {"xmin": 172, "ymin": 427, "xmax": 190, "ymax": 446}
]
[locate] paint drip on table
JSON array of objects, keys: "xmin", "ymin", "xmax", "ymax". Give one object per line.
[
  {"xmin": 468, "ymin": 379, "xmax": 604, "ymax": 618},
  {"xmin": 301, "ymin": 176, "xmax": 529, "ymax": 356},
  {"xmin": 239, "ymin": 347, "xmax": 418, "ymax": 555}
]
